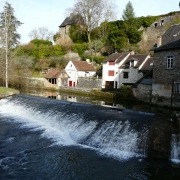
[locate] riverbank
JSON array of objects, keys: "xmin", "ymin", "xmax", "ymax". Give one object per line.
[
  {"xmin": 38, "ymin": 86, "xmax": 137, "ymax": 105},
  {"xmin": 0, "ymin": 87, "xmax": 19, "ymax": 99}
]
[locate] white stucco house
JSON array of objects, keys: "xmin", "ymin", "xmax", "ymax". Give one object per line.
[
  {"xmin": 102, "ymin": 52, "xmax": 131, "ymax": 89},
  {"xmin": 65, "ymin": 60, "xmax": 96, "ymax": 87},
  {"xmin": 102, "ymin": 52, "xmax": 153, "ymax": 89},
  {"xmin": 119, "ymin": 54, "xmax": 151, "ymax": 85}
]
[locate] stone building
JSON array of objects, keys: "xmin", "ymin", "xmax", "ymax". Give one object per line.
[
  {"xmin": 44, "ymin": 68, "xmax": 69, "ymax": 89},
  {"xmin": 152, "ymin": 24, "xmax": 180, "ymax": 107},
  {"xmin": 55, "ymin": 13, "xmax": 84, "ymax": 45},
  {"xmin": 138, "ymin": 13, "xmax": 180, "ymax": 53}
]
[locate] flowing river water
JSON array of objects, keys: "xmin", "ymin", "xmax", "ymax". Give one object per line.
[{"xmin": 0, "ymin": 92, "xmax": 180, "ymax": 179}]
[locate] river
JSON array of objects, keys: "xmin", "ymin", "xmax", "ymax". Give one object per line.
[{"xmin": 0, "ymin": 91, "xmax": 180, "ymax": 179}]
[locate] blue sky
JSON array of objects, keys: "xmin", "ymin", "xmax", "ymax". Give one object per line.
[{"xmin": 0, "ymin": 0, "xmax": 179, "ymax": 44}]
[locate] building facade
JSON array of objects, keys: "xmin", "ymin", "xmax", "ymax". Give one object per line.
[
  {"xmin": 102, "ymin": 52, "xmax": 153, "ymax": 89},
  {"xmin": 65, "ymin": 60, "xmax": 96, "ymax": 87}
]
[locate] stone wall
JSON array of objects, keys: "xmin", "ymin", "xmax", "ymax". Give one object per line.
[
  {"xmin": 77, "ymin": 77, "xmax": 102, "ymax": 89},
  {"xmin": 138, "ymin": 13, "xmax": 180, "ymax": 53},
  {"xmin": 153, "ymin": 49, "xmax": 180, "ymax": 84},
  {"xmin": 132, "ymin": 84, "xmax": 152, "ymax": 103}
]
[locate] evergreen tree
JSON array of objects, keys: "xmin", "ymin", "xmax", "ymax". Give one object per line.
[
  {"xmin": 0, "ymin": 2, "xmax": 22, "ymax": 48},
  {"xmin": 0, "ymin": 2, "xmax": 22, "ymax": 87},
  {"xmin": 122, "ymin": 1, "xmax": 135, "ymax": 21}
]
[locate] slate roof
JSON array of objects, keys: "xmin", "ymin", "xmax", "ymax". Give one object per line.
[
  {"xmin": 162, "ymin": 24, "xmax": 180, "ymax": 45},
  {"xmin": 71, "ymin": 60, "xmax": 95, "ymax": 71},
  {"xmin": 140, "ymin": 57, "xmax": 154, "ymax": 71},
  {"xmin": 119, "ymin": 55, "xmax": 149, "ymax": 69},
  {"xmin": 45, "ymin": 68, "xmax": 64, "ymax": 79},
  {"xmin": 59, "ymin": 14, "xmax": 83, "ymax": 27},
  {"xmin": 103, "ymin": 52, "xmax": 130, "ymax": 63},
  {"xmin": 151, "ymin": 24, "xmax": 180, "ymax": 50},
  {"xmin": 154, "ymin": 39, "xmax": 180, "ymax": 52}
]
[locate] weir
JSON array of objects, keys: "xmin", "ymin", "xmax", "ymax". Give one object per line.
[
  {"xmin": 171, "ymin": 134, "xmax": 180, "ymax": 164},
  {"xmin": 0, "ymin": 94, "xmax": 179, "ymax": 161}
]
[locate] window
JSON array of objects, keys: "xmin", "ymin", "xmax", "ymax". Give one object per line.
[
  {"xmin": 48, "ymin": 78, "xmax": 56, "ymax": 84},
  {"xmin": 123, "ymin": 72, "xmax": 129, "ymax": 79},
  {"xmin": 166, "ymin": 56, "xmax": 174, "ymax": 69},
  {"xmin": 174, "ymin": 83, "xmax": 180, "ymax": 94},
  {"xmin": 109, "ymin": 61, "xmax": 115, "ymax": 65},
  {"xmin": 108, "ymin": 70, "xmax": 114, "ymax": 76},
  {"xmin": 130, "ymin": 60, "xmax": 134, "ymax": 67}
]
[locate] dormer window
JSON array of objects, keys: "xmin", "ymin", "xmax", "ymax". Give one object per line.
[
  {"xmin": 130, "ymin": 60, "xmax": 134, "ymax": 67},
  {"xmin": 166, "ymin": 56, "xmax": 174, "ymax": 69}
]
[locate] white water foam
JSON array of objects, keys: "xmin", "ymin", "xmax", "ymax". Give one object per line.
[
  {"xmin": 171, "ymin": 134, "xmax": 180, "ymax": 164},
  {"xmin": 87, "ymin": 120, "xmax": 146, "ymax": 160},
  {"xmin": 0, "ymin": 97, "xmax": 148, "ymax": 160},
  {"xmin": 0, "ymin": 98, "xmax": 96, "ymax": 146}
]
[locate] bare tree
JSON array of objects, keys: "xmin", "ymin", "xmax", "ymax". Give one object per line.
[
  {"xmin": 29, "ymin": 27, "xmax": 53, "ymax": 41},
  {"xmin": 68, "ymin": 0, "xmax": 116, "ymax": 43}
]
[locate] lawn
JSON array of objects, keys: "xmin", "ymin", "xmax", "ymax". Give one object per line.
[{"xmin": 0, "ymin": 87, "xmax": 19, "ymax": 96}]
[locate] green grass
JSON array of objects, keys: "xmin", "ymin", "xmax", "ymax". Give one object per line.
[{"xmin": 0, "ymin": 87, "xmax": 19, "ymax": 96}]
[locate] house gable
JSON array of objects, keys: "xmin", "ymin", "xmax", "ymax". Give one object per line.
[
  {"xmin": 65, "ymin": 60, "xmax": 96, "ymax": 87},
  {"xmin": 119, "ymin": 55, "xmax": 150, "ymax": 70}
]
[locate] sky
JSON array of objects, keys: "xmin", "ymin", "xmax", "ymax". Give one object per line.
[{"xmin": 0, "ymin": 0, "xmax": 179, "ymax": 44}]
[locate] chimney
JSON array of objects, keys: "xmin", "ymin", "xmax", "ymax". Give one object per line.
[{"xmin": 157, "ymin": 36, "xmax": 162, "ymax": 47}]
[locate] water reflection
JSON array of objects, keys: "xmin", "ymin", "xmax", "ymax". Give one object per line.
[
  {"xmin": 20, "ymin": 89, "xmax": 177, "ymax": 115},
  {"xmin": 22, "ymin": 89, "xmax": 125, "ymax": 109}
]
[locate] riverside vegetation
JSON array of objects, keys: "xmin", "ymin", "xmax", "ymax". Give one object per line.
[
  {"xmin": 0, "ymin": 1, "xmax": 180, "ymax": 94},
  {"xmin": 0, "ymin": 87, "xmax": 19, "ymax": 98}
]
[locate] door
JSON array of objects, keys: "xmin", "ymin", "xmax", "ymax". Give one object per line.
[{"xmin": 69, "ymin": 81, "xmax": 72, "ymax": 87}]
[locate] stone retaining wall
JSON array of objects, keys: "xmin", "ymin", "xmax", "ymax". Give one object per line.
[{"xmin": 77, "ymin": 77, "xmax": 102, "ymax": 89}]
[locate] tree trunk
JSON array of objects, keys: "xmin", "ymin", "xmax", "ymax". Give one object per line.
[{"xmin": 87, "ymin": 31, "xmax": 91, "ymax": 43}]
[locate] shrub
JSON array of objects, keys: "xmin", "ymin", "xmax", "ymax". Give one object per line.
[{"xmin": 72, "ymin": 43, "xmax": 88, "ymax": 56}]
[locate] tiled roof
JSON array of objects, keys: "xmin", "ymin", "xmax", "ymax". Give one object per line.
[
  {"xmin": 103, "ymin": 52, "xmax": 130, "ymax": 63},
  {"xmin": 72, "ymin": 60, "xmax": 95, "ymax": 71},
  {"xmin": 45, "ymin": 68, "xmax": 63, "ymax": 79},
  {"xmin": 59, "ymin": 14, "xmax": 83, "ymax": 27},
  {"xmin": 154, "ymin": 39, "xmax": 180, "ymax": 51},
  {"xmin": 119, "ymin": 54, "xmax": 148, "ymax": 68},
  {"xmin": 140, "ymin": 57, "xmax": 154, "ymax": 71}
]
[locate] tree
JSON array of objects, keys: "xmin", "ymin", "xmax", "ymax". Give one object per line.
[
  {"xmin": 68, "ymin": 0, "xmax": 116, "ymax": 43},
  {"xmin": 0, "ymin": 2, "xmax": 22, "ymax": 48},
  {"xmin": 69, "ymin": 24, "xmax": 88, "ymax": 43},
  {"xmin": 122, "ymin": 1, "xmax": 135, "ymax": 21},
  {"xmin": 0, "ymin": 2, "xmax": 22, "ymax": 87},
  {"xmin": 29, "ymin": 27, "xmax": 53, "ymax": 42}
]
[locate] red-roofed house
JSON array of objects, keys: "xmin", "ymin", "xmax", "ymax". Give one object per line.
[
  {"xmin": 65, "ymin": 60, "xmax": 96, "ymax": 87},
  {"xmin": 44, "ymin": 68, "xmax": 69, "ymax": 88}
]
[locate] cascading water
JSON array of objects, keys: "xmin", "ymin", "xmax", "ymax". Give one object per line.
[
  {"xmin": 0, "ymin": 94, "xmax": 154, "ymax": 161},
  {"xmin": 171, "ymin": 134, "xmax": 180, "ymax": 164}
]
